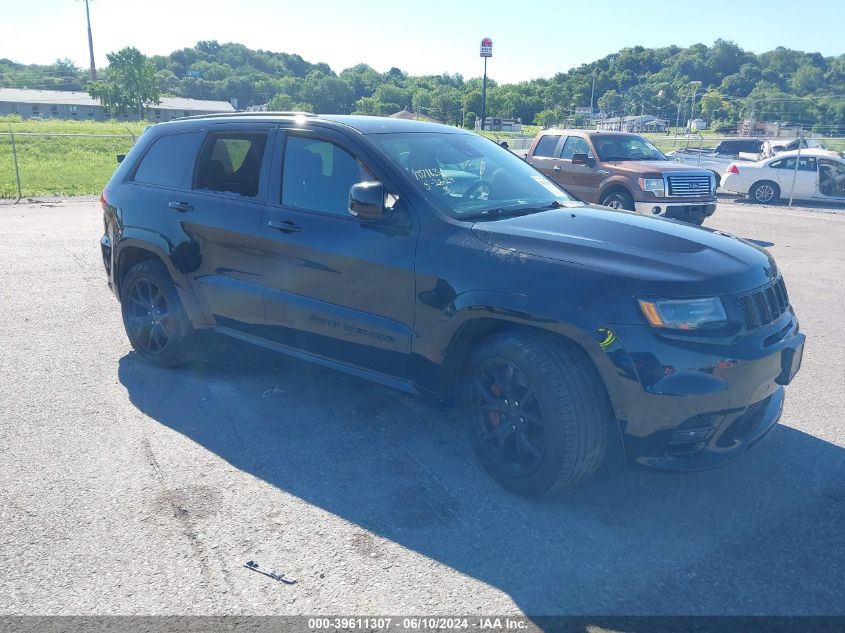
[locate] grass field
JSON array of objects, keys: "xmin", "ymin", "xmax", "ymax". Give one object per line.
[
  {"xmin": 0, "ymin": 117, "xmax": 147, "ymax": 198},
  {"xmin": 2, "ymin": 116, "xmax": 843, "ymax": 198}
]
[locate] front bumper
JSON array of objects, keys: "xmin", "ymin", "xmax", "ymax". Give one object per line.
[
  {"xmin": 601, "ymin": 315, "xmax": 804, "ymax": 471},
  {"xmin": 633, "ymin": 200, "xmax": 717, "ymax": 219}
]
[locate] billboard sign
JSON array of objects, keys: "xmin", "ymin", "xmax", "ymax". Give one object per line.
[{"xmin": 480, "ymin": 38, "xmax": 492, "ymax": 58}]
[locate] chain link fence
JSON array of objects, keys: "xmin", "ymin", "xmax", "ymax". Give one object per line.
[
  {"xmin": 3, "ymin": 120, "xmax": 844, "ymax": 201},
  {"xmin": 647, "ymin": 134, "xmax": 845, "ymax": 155},
  {"xmin": 1, "ymin": 121, "xmax": 142, "ymax": 200}
]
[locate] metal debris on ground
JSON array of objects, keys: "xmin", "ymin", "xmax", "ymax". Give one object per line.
[{"xmin": 243, "ymin": 560, "xmax": 297, "ymax": 584}]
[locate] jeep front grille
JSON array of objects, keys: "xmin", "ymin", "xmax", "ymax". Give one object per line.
[
  {"xmin": 667, "ymin": 174, "xmax": 712, "ymax": 198},
  {"xmin": 737, "ymin": 277, "xmax": 789, "ymax": 331}
]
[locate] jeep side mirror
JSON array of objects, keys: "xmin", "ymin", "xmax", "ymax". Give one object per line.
[
  {"xmin": 571, "ymin": 153, "xmax": 595, "ymax": 167},
  {"xmin": 117, "ymin": 154, "xmax": 126, "ymax": 164},
  {"xmin": 349, "ymin": 181, "xmax": 388, "ymax": 220}
]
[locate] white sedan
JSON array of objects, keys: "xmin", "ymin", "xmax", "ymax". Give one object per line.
[{"xmin": 720, "ymin": 148, "xmax": 845, "ymax": 204}]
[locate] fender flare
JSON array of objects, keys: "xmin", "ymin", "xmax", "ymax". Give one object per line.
[
  {"xmin": 597, "ymin": 178, "xmax": 635, "ymax": 204},
  {"xmin": 115, "ymin": 227, "xmax": 209, "ymax": 327},
  {"xmin": 430, "ymin": 289, "xmax": 627, "ymax": 417}
]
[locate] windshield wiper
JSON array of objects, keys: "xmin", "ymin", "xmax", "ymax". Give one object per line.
[{"xmin": 460, "ymin": 200, "xmax": 564, "ymax": 221}]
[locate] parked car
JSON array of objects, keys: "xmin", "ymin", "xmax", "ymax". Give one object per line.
[
  {"xmin": 669, "ymin": 138, "xmax": 824, "ymax": 185},
  {"xmin": 101, "ymin": 113, "xmax": 804, "ymax": 496},
  {"xmin": 668, "ymin": 138, "xmax": 766, "ymax": 185},
  {"xmin": 525, "ymin": 129, "xmax": 717, "ymax": 224},
  {"xmin": 721, "ymin": 148, "xmax": 845, "ymax": 204}
]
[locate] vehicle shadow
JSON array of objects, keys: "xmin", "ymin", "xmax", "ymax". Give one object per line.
[{"xmin": 118, "ymin": 337, "xmax": 845, "ymax": 616}]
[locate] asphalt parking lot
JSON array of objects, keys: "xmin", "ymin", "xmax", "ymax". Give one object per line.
[{"xmin": 0, "ymin": 196, "xmax": 843, "ymax": 617}]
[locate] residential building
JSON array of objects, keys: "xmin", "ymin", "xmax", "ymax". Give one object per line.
[{"xmin": 0, "ymin": 88, "xmax": 236, "ymax": 121}]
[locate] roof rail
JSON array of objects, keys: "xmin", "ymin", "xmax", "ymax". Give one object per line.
[{"xmin": 172, "ymin": 111, "xmax": 317, "ymax": 121}]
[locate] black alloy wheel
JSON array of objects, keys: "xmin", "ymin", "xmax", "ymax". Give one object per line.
[
  {"xmin": 124, "ymin": 276, "xmax": 172, "ymax": 356},
  {"xmin": 467, "ymin": 357, "xmax": 546, "ymax": 478},
  {"xmin": 120, "ymin": 259, "xmax": 195, "ymax": 367}
]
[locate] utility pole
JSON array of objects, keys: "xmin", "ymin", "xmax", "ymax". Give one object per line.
[
  {"xmin": 590, "ymin": 71, "xmax": 596, "ymax": 117},
  {"xmin": 84, "ymin": 0, "xmax": 97, "ymax": 81},
  {"xmin": 480, "ymin": 38, "xmax": 492, "ymax": 131},
  {"xmin": 747, "ymin": 99, "xmax": 756, "ymax": 137},
  {"xmin": 688, "ymin": 80, "xmax": 701, "ymax": 129},
  {"xmin": 481, "ymin": 58, "xmax": 487, "ymax": 130}
]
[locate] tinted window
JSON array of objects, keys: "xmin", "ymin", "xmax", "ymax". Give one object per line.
[
  {"xmin": 194, "ymin": 132, "xmax": 268, "ymax": 197},
  {"xmin": 133, "ymin": 132, "xmax": 200, "ymax": 188},
  {"xmin": 282, "ymin": 136, "xmax": 373, "ymax": 216},
  {"xmin": 559, "ymin": 136, "xmax": 592, "ymax": 160},
  {"xmin": 533, "ymin": 135, "xmax": 560, "ymax": 158}
]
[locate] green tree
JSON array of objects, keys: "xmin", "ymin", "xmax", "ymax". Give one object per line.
[
  {"xmin": 89, "ymin": 47, "xmax": 160, "ymax": 116},
  {"xmin": 699, "ymin": 90, "xmax": 727, "ymax": 121},
  {"xmin": 791, "ymin": 64, "xmax": 824, "ymax": 96},
  {"xmin": 534, "ymin": 109, "xmax": 559, "ymax": 128},
  {"xmin": 597, "ymin": 89, "xmax": 624, "ymax": 116}
]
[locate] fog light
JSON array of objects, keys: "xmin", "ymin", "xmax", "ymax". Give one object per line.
[{"xmin": 651, "ymin": 206, "xmax": 661, "ymax": 214}]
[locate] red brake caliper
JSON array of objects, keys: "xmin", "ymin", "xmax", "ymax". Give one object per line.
[{"xmin": 488, "ymin": 383, "xmax": 502, "ymax": 428}]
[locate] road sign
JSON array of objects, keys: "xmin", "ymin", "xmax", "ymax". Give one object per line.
[{"xmin": 480, "ymin": 38, "xmax": 492, "ymax": 58}]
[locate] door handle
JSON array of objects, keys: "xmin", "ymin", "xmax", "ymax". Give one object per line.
[
  {"xmin": 553, "ymin": 165, "xmax": 561, "ymax": 172},
  {"xmin": 168, "ymin": 201, "xmax": 193, "ymax": 212},
  {"xmin": 268, "ymin": 219, "xmax": 302, "ymax": 234}
]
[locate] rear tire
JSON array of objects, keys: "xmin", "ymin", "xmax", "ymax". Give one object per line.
[
  {"xmin": 120, "ymin": 259, "xmax": 195, "ymax": 367},
  {"xmin": 600, "ymin": 189, "xmax": 635, "ymax": 211},
  {"xmin": 462, "ymin": 331, "xmax": 612, "ymax": 496},
  {"xmin": 749, "ymin": 180, "xmax": 780, "ymax": 204}
]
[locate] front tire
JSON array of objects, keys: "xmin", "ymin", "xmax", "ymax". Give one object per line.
[
  {"xmin": 120, "ymin": 259, "xmax": 195, "ymax": 367},
  {"xmin": 462, "ymin": 331, "xmax": 612, "ymax": 496},
  {"xmin": 749, "ymin": 180, "xmax": 780, "ymax": 204},
  {"xmin": 600, "ymin": 189, "xmax": 635, "ymax": 211}
]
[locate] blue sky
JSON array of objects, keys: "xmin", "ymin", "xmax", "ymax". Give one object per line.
[{"xmin": 5, "ymin": 0, "xmax": 844, "ymax": 83}]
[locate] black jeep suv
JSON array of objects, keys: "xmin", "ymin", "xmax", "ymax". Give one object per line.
[{"xmin": 100, "ymin": 113, "xmax": 805, "ymax": 496}]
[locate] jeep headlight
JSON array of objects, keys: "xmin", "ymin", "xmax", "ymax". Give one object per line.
[
  {"xmin": 638, "ymin": 177, "xmax": 665, "ymax": 197},
  {"xmin": 638, "ymin": 297, "xmax": 727, "ymax": 330}
]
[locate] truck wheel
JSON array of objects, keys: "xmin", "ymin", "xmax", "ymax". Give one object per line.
[
  {"xmin": 120, "ymin": 259, "xmax": 195, "ymax": 367},
  {"xmin": 462, "ymin": 331, "xmax": 611, "ymax": 496},
  {"xmin": 750, "ymin": 181, "xmax": 780, "ymax": 204},
  {"xmin": 600, "ymin": 190, "xmax": 634, "ymax": 211}
]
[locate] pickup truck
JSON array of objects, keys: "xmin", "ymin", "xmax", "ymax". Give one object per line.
[{"xmin": 526, "ymin": 129, "xmax": 717, "ymax": 225}]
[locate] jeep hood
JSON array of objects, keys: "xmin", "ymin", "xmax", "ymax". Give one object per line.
[{"xmin": 470, "ymin": 206, "xmax": 777, "ymax": 295}]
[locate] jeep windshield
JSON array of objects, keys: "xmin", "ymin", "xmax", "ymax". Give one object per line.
[
  {"xmin": 592, "ymin": 134, "xmax": 668, "ymax": 162},
  {"xmin": 371, "ymin": 132, "xmax": 576, "ymax": 219}
]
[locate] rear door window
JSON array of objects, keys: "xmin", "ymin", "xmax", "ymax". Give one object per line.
[
  {"xmin": 132, "ymin": 132, "xmax": 202, "ymax": 188},
  {"xmin": 533, "ymin": 135, "xmax": 561, "ymax": 158},
  {"xmin": 193, "ymin": 132, "xmax": 269, "ymax": 197}
]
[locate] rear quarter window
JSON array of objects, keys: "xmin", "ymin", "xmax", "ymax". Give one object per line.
[{"xmin": 132, "ymin": 131, "xmax": 202, "ymax": 188}]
